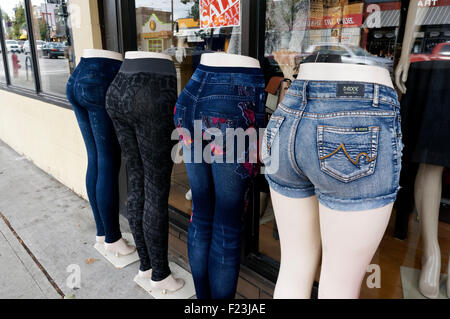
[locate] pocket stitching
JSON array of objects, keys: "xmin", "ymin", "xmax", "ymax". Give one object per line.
[{"xmin": 317, "ymin": 125, "xmax": 380, "ymax": 183}]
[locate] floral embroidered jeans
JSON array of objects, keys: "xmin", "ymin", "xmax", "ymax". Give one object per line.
[{"xmin": 174, "ymin": 64, "xmax": 266, "ymax": 299}]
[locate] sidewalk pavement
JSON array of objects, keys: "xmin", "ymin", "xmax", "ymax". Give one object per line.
[{"xmin": 0, "ymin": 139, "xmax": 187, "ymax": 299}]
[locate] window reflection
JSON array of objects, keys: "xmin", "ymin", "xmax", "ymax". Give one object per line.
[
  {"xmin": 135, "ymin": 0, "xmax": 243, "ymax": 217},
  {"xmin": 1, "ymin": 0, "xmax": 35, "ymax": 90},
  {"xmin": 30, "ymin": 0, "xmax": 74, "ymax": 97}
]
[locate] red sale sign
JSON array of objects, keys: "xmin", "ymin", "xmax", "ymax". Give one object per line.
[{"xmin": 200, "ymin": 0, "xmax": 240, "ymax": 29}]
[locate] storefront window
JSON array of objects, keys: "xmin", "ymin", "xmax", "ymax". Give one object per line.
[
  {"xmin": 0, "ymin": 57, "xmax": 5, "ymax": 83},
  {"xmin": 0, "ymin": 0, "xmax": 35, "ymax": 90},
  {"xmin": 0, "ymin": 7, "xmax": 5, "ymax": 83},
  {"xmin": 30, "ymin": 0, "xmax": 74, "ymax": 97},
  {"xmin": 263, "ymin": 0, "xmax": 399, "ymax": 81},
  {"xmin": 134, "ymin": 0, "xmax": 242, "ymax": 218},
  {"xmin": 259, "ymin": 0, "xmax": 450, "ymax": 298}
]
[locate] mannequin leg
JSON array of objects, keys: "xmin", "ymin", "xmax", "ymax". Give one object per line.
[
  {"xmin": 414, "ymin": 163, "xmax": 444, "ymax": 299},
  {"xmin": 318, "ymin": 203, "xmax": 392, "ymax": 299},
  {"xmin": 185, "ymin": 161, "xmax": 215, "ymax": 299},
  {"xmin": 208, "ymin": 163, "xmax": 250, "ymax": 299},
  {"xmin": 89, "ymin": 109, "xmax": 122, "ymax": 244},
  {"xmin": 71, "ymin": 104, "xmax": 104, "ymax": 238},
  {"xmin": 270, "ymin": 189, "xmax": 321, "ymax": 299},
  {"xmin": 447, "ymin": 254, "xmax": 450, "ymax": 298},
  {"xmin": 107, "ymin": 114, "xmax": 151, "ymax": 270}
]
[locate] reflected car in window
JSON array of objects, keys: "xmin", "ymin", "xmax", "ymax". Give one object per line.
[
  {"xmin": 6, "ymin": 40, "xmax": 21, "ymax": 53},
  {"xmin": 300, "ymin": 43, "xmax": 394, "ymax": 72},
  {"xmin": 42, "ymin": 42, "xmax": 65, "ymax": 59},
  {"xmin": 410, "ymin": 42, "xmax": 450, "ymax": 62},
  {"xmin": 23, "ymin": 40, "xmax": 46, "ymax": 56}
]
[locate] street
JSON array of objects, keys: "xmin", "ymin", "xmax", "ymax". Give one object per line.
[{"xmin": 7, "ymin": 52, "xmax": 71, "ymax": 97}]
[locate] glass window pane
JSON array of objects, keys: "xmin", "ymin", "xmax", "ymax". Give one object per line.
[
  {"xmin": 0, "ymin": 55, "xmax": 5, "ymax": 83},
  {"xmin": 30, "ymin": 0, "xmax": 74, "ymax": 97},
  {"xmin": 1, "ymin": 0, "xmax": 35, "ymax": 90},
  {"xmin": 134, "ymin": 0, "xmax": 242, "ymax": 219},
  {"xmin": 0, "ymin": 7, "xmax": 5, "ymax": 83},
  {"xmin": 264, "ymin": 0, "xmax": 398, "ymax": 81}
]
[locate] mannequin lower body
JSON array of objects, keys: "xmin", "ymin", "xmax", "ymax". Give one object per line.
[
  {"xmin": 67, "ymin": 57, "xmax": 134, "ymax": 256},
  {"xmin": 414, "ymin": 163, "xmax": 447, "ymax": 298},
  {"xmin": 175, "ymin": 63, "xmax": 265, "ymax": 298},
  {"xmin": 106, "ymin": 58, "xmax": 183, "ymax": 291},
  {"xmin": 262, "ymin": 65, "xmax": 401, "ymax": 299},
  {"xmin": 271, "ymin": 191, "xmax": 392, "ymax": 298}
]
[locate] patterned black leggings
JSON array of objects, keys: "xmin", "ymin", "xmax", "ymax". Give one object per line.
[{"xmin": 105, "ymin": 61, "xmax": 177, "ymax": 281}]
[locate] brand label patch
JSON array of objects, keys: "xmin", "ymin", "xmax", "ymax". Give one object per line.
[{"xmin": 336, "ymin": 84, "xmax": 365, "ymax": 97}]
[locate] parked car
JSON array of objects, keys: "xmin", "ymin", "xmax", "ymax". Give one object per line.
[
  {"xmin": 17, "ymin": 40, "xmax": 25, "ymax": 53},
  {"xmin": 6, "ymin": 40, "xmax": 21, "ymax": 53},
  {"xmin": 23, "ymin": 40, "xmax": 46, "ymax": 56},
  {"xmin": 410, "ymin": 42, "xmax": 450, "ymax": 62},
  {"xmin": 42, "ymin": 42, "xmax": 65, "ymax": 59},
  {"xmin": 301, "ymin": 43, "xmax": 394, "ymax": 72}
]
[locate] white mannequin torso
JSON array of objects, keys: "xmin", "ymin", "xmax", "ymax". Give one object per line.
[
  {"xmin": 200, "ymin": 52, "xmax": 260, "ymax": 68},
  {"xmin": 82, "ymin": 49, "xmax": 123, "ymax": 61},
  {"xmin": 297, "ymin": 63, "xmax": 394, "ymax": 88},
  {"xmin": 125, "ymin": 51, "xmax": 172, "ymax": 61}
]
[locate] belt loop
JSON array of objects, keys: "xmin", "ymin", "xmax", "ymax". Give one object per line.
[
  {"xmin": 302, "ymin": 80, "xmax": 308, "ymax": 109},
  {"xmin": 373, "ymin": 84, "xmax": 379, "ymax": 108}
]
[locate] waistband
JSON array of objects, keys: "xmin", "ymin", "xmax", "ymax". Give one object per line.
[
  {"xmin": 191, "ymin": 64, "xmax": 265, "ymax": 87},
  {"xmin": 78, "ymin": 57, "xmax": 123, "ymax": 68},
  {"xmin": 119, "ymin": 58, "xmax": 176, "ymax": 76},
  {"xmin": 287, "ymin": 80, "xmax": 399, "ymax": 106}
]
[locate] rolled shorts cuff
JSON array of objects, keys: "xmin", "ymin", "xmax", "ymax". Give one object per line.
[
  {"xmin": 265, "ymin": 175, "xmax": 316, "ymax": 198},
  {"xmin": 316, "ymin": 190, "xmax": 399, "ymax": 211}
]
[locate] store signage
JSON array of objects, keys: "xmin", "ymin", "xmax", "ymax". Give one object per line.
[
  {"xmin": 310, "ymin": 3, "xmax": 363, "ymax": 29},
  {"xmin": 200, "ymin": 0, "xmax": 240, "ymax": 29},
  {"xmin": 418, "ymin": 0, "xmax": 439, "ymax": 6}
]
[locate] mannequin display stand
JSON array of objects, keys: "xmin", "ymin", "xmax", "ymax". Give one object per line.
[
  {"xmin": 67, "ymin": 48, "xmax": 138, "ymax": 269},
  {"xmin": 93, "ymin": 232, "xmax": 139, "ymax": 269},
  {"xmin": 106, "ymin": 50, "xmax": 185, "ymax": 294},
  {"xmin": 174, "ymin": 52, "xmax": 266, "ymax": 299},
  {"xmin": 133, "ymin": 262, "xmax": 196, "ymax": 299}
]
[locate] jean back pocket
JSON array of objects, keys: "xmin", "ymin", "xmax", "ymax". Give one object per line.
[{"xmin": 317, "ymin": 125, "xmax": 380, "ymax": 183}]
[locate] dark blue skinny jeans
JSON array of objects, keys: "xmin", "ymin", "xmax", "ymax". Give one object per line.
[
  {"xmin": 66, "ymin": 57, "xmax": 122, "ymax": 243},
  {"xmin": 174, "ymin": 64, "xmax": 266, "ymax": 299}
]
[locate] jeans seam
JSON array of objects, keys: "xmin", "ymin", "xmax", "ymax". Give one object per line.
[
  {"xmin": 302, "ymin": 110, "xmax": 395, "ymax": 119},
  {"xmin": 288, "ymin": 116, "xmax": 307, "ymax": 178}
]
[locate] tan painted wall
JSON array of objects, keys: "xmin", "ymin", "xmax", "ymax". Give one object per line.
[
  {"xmin": 0, "ymin": 0, "xmax": 104, "ymax": 199},
  {"xmin": 0, "ymin": 91, "xmax": 88, "ymax": 198},
  {"xmin": 70, "ymin": 0, "xmax": 103, "ymax": 63}
]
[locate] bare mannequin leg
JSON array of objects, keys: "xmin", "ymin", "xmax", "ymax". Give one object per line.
[
  {"xmin": 447, "ymin": 256, "xmax": 449, "ymax": 298},
  {"xmin": 270, "ymin": 189, "xmax": 321, "ymax": 299},
  {"xmin": 318, "ymin": 203, "xmax": 393, "ymax": 299},
  {"xmin": 414, "ymin": 163, "xmax": 444, "ymax": 299}
]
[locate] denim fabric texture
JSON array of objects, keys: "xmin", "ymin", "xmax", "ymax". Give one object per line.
[
  {"xmin": 262, "ymin": 80, "xmax": 402, "ymax": 211},
  {"xmin": 66, "ymin": 57, "xmax": 123, "ymax": 243},
  {"xmin": 106, "ymin": 58, "xmax": 178, "ymax": 281},
  {"xmin": 174, "ymin": 64, "xmax": 266, "ymax": 299}
]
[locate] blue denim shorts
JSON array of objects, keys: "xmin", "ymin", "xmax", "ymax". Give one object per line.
[{"xmin": 262, "ymin": 80, "xmax": 403, "ymax": 211}]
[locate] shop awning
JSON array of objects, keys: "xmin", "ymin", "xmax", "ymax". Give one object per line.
[
  {"xmin": 364, "ymin": 6, "xmax": 450, "ymax": 28},
  {"xmin": 417, "ymin": 5, "xmax": 450, "ymax": 25},
  {"xmin": 363, "ymin": 10, "xmax": 400, "ymax": 28}
]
